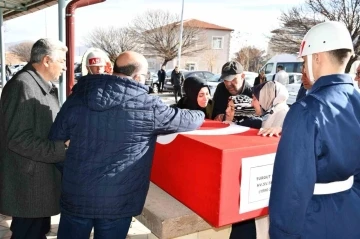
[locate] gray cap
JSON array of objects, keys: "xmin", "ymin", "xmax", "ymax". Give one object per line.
[{"xmin": 220, "ymin": 61, "xmax": 244, "ymax": 81}]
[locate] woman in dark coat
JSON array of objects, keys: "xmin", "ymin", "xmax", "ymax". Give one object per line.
[
  {"xmin": 174, "ymin": 76, "xmax": 213, "ymax": 119},
  {"xmin": 254, "ymin": 70, "xmax": 266, "ymax": 86}
]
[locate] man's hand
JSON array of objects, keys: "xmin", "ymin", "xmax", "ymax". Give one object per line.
[
  {"xmin": 258, "ymin": 127, "xmax": 282, "ymax": 137},
  {"xmin": 65, "ymin": 140, "xmax": 70, "ymax": 147},
  {"xmin": 214, "ymin": 114, "xmax": 224, "ymax": 121}
]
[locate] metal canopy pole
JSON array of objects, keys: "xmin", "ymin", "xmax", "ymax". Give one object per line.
[
  {"xmin": 0, "ymin": 8, "xmax": 6, "ymax": 88},
  {"xmin": 58, "ymin": 0, "xmax": 66, "ymax": 104}
]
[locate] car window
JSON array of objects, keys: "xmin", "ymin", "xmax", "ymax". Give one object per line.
[
  {"xmin": 203, "ymin": 72, "xmax": 214, "ymax": 79},
  {"xmin": 190, "ymin": 72, "xmax": 204, "ymax": 78},
  {"xmin": 276, "ymin": 63, "xmax": 302, "ymax": 73},
  {"xmin": 265, "ymin": 63, "xmax": 273, "ymax": 74},
  {"xmin": 207, "ymin": 74, "xmax": 221, "ymax": 82}
]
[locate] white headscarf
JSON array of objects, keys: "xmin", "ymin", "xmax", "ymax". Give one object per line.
[
  {"xmin": 255, "ymin": 81, "xmax": 289, "ymax": 128},
  {"xmin": 258, "ymin": 81, "xmax": 289, "ymax": 112}
]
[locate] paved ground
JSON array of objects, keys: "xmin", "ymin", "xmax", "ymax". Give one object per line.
[
  {"xmin": 0, "ymin": 214, "xmax": 156, "ymax": 239},
  {"xmin": 151, "ymin": 92, "xmax": 177, "ymax": 106}
]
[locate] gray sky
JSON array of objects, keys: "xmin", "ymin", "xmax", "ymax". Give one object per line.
[{"xmin": 4, "ymin": 0, "xmax": 305, "ymax": 53}]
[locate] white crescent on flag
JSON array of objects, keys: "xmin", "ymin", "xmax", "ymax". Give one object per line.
[{"xmin": 156, "ymin": 123, "xmax": 250, "ymax": 145}]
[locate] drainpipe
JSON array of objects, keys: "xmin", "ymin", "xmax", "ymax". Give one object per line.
[{"xmin": 65, "ymin": 0, "xmax": 105, "ymax": 96}]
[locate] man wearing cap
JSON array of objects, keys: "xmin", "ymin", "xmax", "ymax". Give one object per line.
[
  {"xmin": 269, "ymin": 21, "xmax": 360, "ymax": 239},
  {"xmin": 212, "ymin": 61, "xmax": 253, "ymax": 121}
]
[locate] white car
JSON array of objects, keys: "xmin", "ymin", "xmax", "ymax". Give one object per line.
[
  {"xmin": 285, "ymin": 73, "xmax": 303, "ymax": 105},
  {"xmin": 286, "ymin": 73, "xmax": 360, "ymax": 105}
]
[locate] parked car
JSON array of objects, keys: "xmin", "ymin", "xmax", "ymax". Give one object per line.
[
  {"xmin": 285, "ymin": 73, "xmax": 303, "ymax": 105},
  {"xmin": 145, "ymin": 72, "xmax": 159, "ymax": 93},
  {"xmin": 285, "ymin": 73, "xmax": 360, "ymax": 105},
  {"xmin": 163, "ymin": 70, "xmax": 214, "ymax": 92},
  {"xmin": 9, "ymin": 63, "xmax": 26, "ymax": 75},
  {"xmin": 206, "ymin": 74, "xmax": 221, "ymax": 96},
  {"xmin": 74, "ymin": 63, "xmax": 82, "ymax": 80}
]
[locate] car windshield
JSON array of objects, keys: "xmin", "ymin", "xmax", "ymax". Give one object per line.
[{"xmin": 207, "ymin": 74, "xmax": 221, "ymax": 82}]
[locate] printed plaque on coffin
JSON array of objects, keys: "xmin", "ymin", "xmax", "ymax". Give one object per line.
[{"xmin": 239, "ymin": 153, "xmax": 276, "ymax": 214}]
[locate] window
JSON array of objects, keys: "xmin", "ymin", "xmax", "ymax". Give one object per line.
[
  {"xmin": 277, "ymin": 62, "xmax": 302, "ymax": 73},
  {"xmin": 185, "ymin": 63, "xmax": 196, "ymax": 71},
  {"xmin": 212, "ymin": 36, "xmax": 224, "ymax": 49},
  {"xmin": 264, "ymin": 63, "xmax": 273, "ymax": 74},
  {"xmin": 203, "ymin": 72, "xmax": 214, "ymax": 79}
]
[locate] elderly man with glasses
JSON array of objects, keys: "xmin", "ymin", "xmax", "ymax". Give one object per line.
[{"xmin": 0, "ymin": 38, "xmax": 68, "ymax": 239}]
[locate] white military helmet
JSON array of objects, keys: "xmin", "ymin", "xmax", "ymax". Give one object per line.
[
  {"xmin": 299, "ymin": 21, "xmax": 354, "ymax": 57},
  {"xmin": 86, "ymin": 49, "xmax": 106, "ymax": 67},
  {"xmin": 299, "ymin": 21, "xmax": 354, "ymax": 81}
]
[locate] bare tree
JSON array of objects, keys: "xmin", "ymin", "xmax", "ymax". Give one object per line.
[
  {"xmin": 234, "ymin": 46, "xmax": 266, "ymax": 72},
  {"xmin": 129, "ymin": 10, "xmax": 207, "ymax": 66},
  {"xmin": 270, "ymin": 0, "xmax": 360, "ymax": 63},
  {"xmin": 85, "ymin": 27, "xmax": 138, "ymax": 62},
  {"xmin": 269, "ymin": 7, "xmax": 320, "ymax": 54},
  {"xmin": 203, "ymin": 48, "xmax": 219, "ymax": 72},
  {"xmin": 9, "ymin": 41, "xmax": 34, "ymax": 62}
]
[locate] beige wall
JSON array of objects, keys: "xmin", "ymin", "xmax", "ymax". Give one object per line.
[{"xmin": 145, "ymin": 29, "xmax": 232, "ymax": 74}]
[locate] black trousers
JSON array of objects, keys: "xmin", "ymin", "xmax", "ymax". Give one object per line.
[
  {"xmin": 173, "ymin": 85, "xmax": 182, "ymax": 103},
  {"xmin": 10, "ymin": 217, "xmax": 50, "ymax": 239},
  {"xmin": 229, "ymin": 219, "xmax": 256, "ymax": 239},
  {"xmin": 159, "ymin": 80, "xmax": 164, "ymax": 92}
]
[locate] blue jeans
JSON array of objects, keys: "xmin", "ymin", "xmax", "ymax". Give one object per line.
[{"xmin": 57, "ymin": 213, "xmax": 132, "ymax": 239}]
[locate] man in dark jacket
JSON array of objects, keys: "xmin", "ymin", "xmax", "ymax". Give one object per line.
[
  {"xmin": 157, "ymin": 65, "xmax": 166, "ymax": 93},
  {"xmin": 212, "ymin": 61, "xmax": 253, "ymax": 121},
  {"xmin": 49, "ymin": 51, "xmax": 204, "ymax": 239},
  {"xmin": 0, "ymin": 38, "xmax": 68, "ymax": 238},
  {"xmin": 171, "ymin": 66, "xmax": 185, "ymax": 103}
]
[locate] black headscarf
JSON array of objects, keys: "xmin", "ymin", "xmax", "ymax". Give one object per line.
[{"xmin": 181, "ymin": 76, "xmax": 211, "ymax": 110}]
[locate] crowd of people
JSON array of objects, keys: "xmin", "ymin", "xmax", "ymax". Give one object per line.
[{"xmin": 1, "ymin": 20, "xmax": 360, "ymax": 239}]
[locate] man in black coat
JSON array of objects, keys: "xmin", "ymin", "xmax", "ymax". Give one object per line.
[
  {"xmin": 212, "ymin": 61, "xmax": 253, "ymax": 121},
  {"xmin": 0, "ymin": 38, "xmax": 68, "ymax": 239},
  {"xmin": 157, "ymin": 65, "xmax": 166, "ymax": 93},
  {"xmin": 171, "ymin": 66, "xmax": 185, "ymax": 103}
]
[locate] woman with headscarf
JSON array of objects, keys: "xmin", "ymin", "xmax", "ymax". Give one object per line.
[
  {"xmin": 228, "ymin": 81, "xmax": 289, "ymax": 239},
  {"xmin": 174, "ymin": 76, "xmax": 213, "ymax": 119},
  {"xmin": 252, "ymin": 80, "xmax": 289, "ymax": 130}
]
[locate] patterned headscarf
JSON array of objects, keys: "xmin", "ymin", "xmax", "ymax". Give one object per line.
[{"xmin": 229, "ymin": 95, "xmax": 256, "ymax": 118}]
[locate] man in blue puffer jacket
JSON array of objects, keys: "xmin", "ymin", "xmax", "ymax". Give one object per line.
[{"xmin": 49, "ymin": 51, "xmax": 205, "ymax": 239}]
